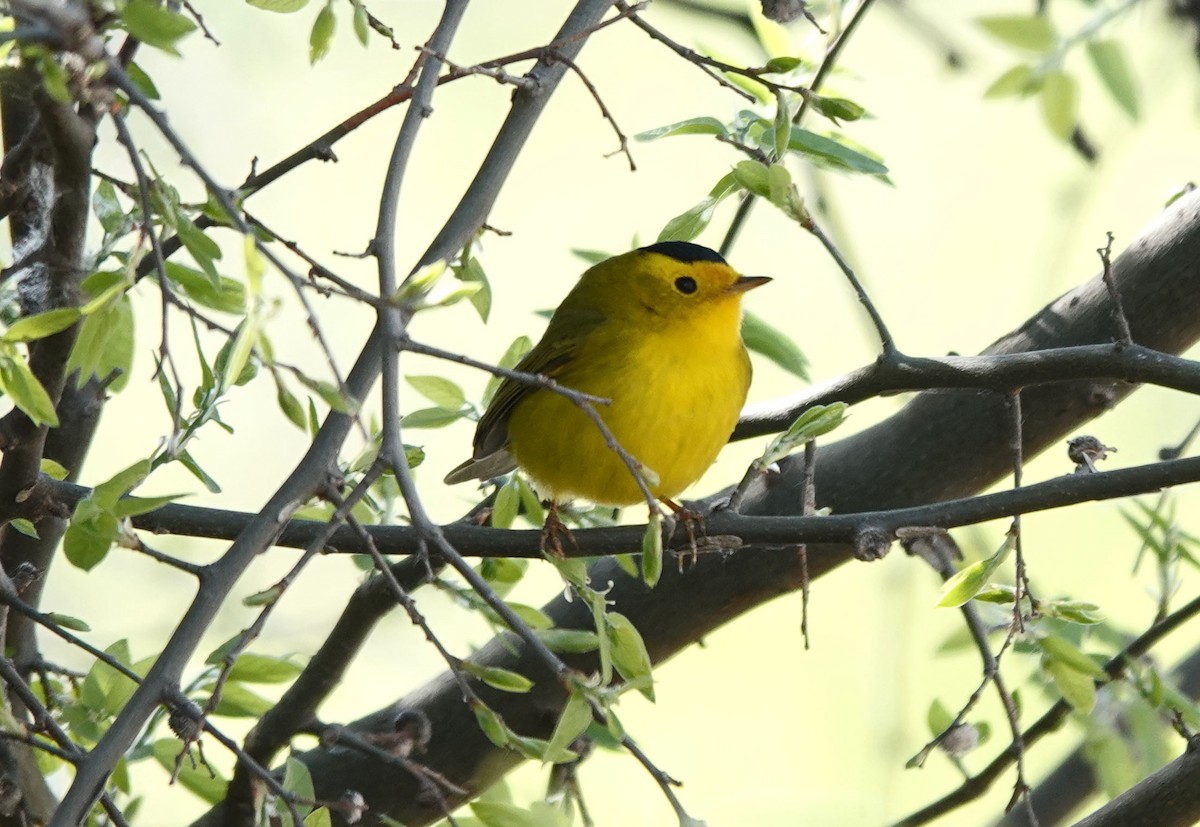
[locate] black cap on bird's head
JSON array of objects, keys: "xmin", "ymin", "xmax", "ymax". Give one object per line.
[{"xmin": 638, "ymin": 241, "xmax": 727, "ymax": 265}]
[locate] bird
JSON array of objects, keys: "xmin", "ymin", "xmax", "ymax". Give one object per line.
[{"xmin": 444, "ymin": 240, "xmax": 769, "ymax": 543}]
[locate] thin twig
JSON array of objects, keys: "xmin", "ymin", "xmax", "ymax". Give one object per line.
[{"xmin": 1098, "ymin": 231, "xmax": 1133, "ymax": 347}]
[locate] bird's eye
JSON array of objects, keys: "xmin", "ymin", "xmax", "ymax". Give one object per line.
[{"xmin": 674, "ymin": 276, "xmax": 698, "ymax": 295}]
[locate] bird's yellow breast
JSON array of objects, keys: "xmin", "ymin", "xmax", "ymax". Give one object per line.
[{"xmin": 506, "ymin": 298, "xmax": 750, "ymax": 506}]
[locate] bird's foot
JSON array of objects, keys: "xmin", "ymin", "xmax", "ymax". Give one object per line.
[
  {"xmin": 540, "ymin": 501, "xmax": 575, "ymax": 558},
  {"xmin": 661, "ymin": 498, "xmax": 706, "ymax": 567}
]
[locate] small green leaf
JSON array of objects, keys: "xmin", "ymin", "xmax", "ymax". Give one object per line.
[
  {"xmin": 1040, "ymin": 71, "xmax": 1078, "ymax": 140},
  {"xmin": 544, "ymin": 692, "xmax": 592, "ymax": 764},
  {"xmin": 731, "ymin": 160, "xmax": 771, "ymax": 198},
  {"xmin": 657, "ymin": 173, "xmax": 738, "ymax": 243},
  {"xmin": 226, "ymin": 653, "xmax": 303, "ymax": 684},
  {"xmin": 304, "ymin": 808, "xmax": 333, "ymax": 827},
  {"xmin": 1086, "ymin": 39, "xmax": 1138, "ymax": 119},
  {"xmin": 295, "ymin": 374, "xmax": 357, "ymax": 415},
  {"xmin": 1040, "ymin": 635, "xmax": 1106, "ymax": 678},
  {"xmin": 809, "ymin": 95, "xmax": 866, "ymax": 123},
  {"xmin": 112, "ymin": 493, "xmax": 182, "ymax": 519},
  {"xmin": 401, "ymin": 407, "xmax": 466, "ymax": 429},
  {"xmin": 352, "ymin": 3, "xmax": 369, "ymax": 45},
  {"xmin": 0, "ymin": 353, "xmax": 59, "ymax": 426},
  {"xmin": 787, "ymin": 128, "xmax": 889, "ymax": 175},
  {"xmin": 472, "ymin": 702, "xmax": 509, "ymax": 748},
  {"xmin": 1041, "ymin": 599, "xmax": 1103, "ymax": 625},
  {"xmin": 764, "ymin": 56, "xmax": 804, "ymax": 73},
  {"xmin": 405, "ymin": 375, "xmax": 466, "ymax": 411},
  {"xmin": 1045, "ymin": 657, "xmax": 1096, "ymax": 713},
  {"xmin": 46, "ymin": 612, "xmax": 91, "ymax": 632},
  {"xmin": 92, "ymin": 181, "xmax": 126, "ymax": 235},
  {"xmin": 460, "ymin": 661, "xmax": 534, "ymax": 694},
  {"xmin": 210, "ymin": 681, "xmax": 274, "ymax": 718},
  {"xmin": 984, "ymin": 64, "xmax": 1038, "ymax": 99},
  {"xmin": 926, "ymin": 698, "xmax": 954, "ymax": 735},
  {"xmin": 9, "ymin": 518, "xmax": 37, "ymax": 538},
  {"xmin": 535, "ymin": 628, "xmax": 600, "ymax": 654},
  {"xmin": 309, "ymin": 3, "xmax": 336, "ymax": 64},
  {"xmin": 978, "ymin": 15, "xmax": 1057, "ymax": 53},
  {"xmin": 491, "ymin": 477, "xmax": 520, "ymax": 529},
  {"xmin": 165, "ymin": 263, "xmax": 246, "ymax": 314},
  {"xmin": 605, "ymin": 612, "xmax": 654, "ymax": 701},
  {"xmin": 94, "ymin": 459, "xmax": 151, "ymax": 510},
  {"xmin": 247, "ymin": 0, "xmax": 311, "ymax": 11},
  {"xmin": 455, "ymin": 256, "xmax": 492, "ymax": 322},
  {"xmin": 937, "ymin": 535, "xmax": 1013, "ymax": 608},
  {"xmin": 641, "ymin": 513, "xmax": 663, "ymax": 588},
  {"xmin": 40, "ymin": 458, "xmax": 69, "ymax": 480},
  {"xmin": 741, "ymin": 311, "xmax": 809, "ymax": 380},
  {"xmin": 63, "ymin": 501, "xmax": 119, "ymax": 570},
  {"xmin": 121, "ymin": 0, "xmax": 197, "ymax": 55},
  {"xmin": 635, "ymin": 116, "xmax": 728, "ymax": 141}
]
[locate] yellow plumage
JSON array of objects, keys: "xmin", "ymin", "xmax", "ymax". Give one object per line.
[{"xmin": 445, "ymin": 241, "xmax": 767, "ymax": 507}]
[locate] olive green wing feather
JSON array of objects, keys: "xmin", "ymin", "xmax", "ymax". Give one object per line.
[{"xmin": 443, "ymin": 304, "xmax": 602, "ymax": 484}]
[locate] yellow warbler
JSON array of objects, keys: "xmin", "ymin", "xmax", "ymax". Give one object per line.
[{"xmin": 444, "ymin": 241, "xmax": 768, "ymax": 510}]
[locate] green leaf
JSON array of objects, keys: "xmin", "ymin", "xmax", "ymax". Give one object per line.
[
  {"xmin": 401, "ymin": 407, "xmax": 466, "ymax": 429},
  {"xmin": 534, "ymin": 628, "xmax": 599, "ymax": 654},
  {"xmin": 225, "ymin": 653, "xmax": 303, "ymax": 684},
  {"xmin": 1045, "ymin": 657, "xmax": 1096, "ymax": 713},
  {"xmin": 247, "ymin": 0, "xmax": 311, "ymax": 11},
  {"xmin": 46, "ymin": 612, "xmax": 91, "ymax": 632},
  {"xmin": 731, "ymin": 160, "xmax": 771, "ymax": 198},
  {"xmin": 491, "ymin": 477, "xmax": 520, "ymax": 529},
  {"xmin": 9, "ymin": 518, "xmax": 37, "ymax": 538},
  {"xmin": 544, "ymin": 692, "xmax": 592, "ymax": 764},
  {"xmin": 0, "ymin": 353, "xmax": 58, "ymax": 426},
  {"xmin": 460, "ymin": 661, "xmax": 534, "ymax": 694},
  {"xmin": 787, "ymin": 128, "xmax": 889, "ymax": 175},
  {"xmin": 984, "ymin": 64, "xmax": 1038, "ymax": 99},
  {"xmin": 405, "ymin": 375, "xmax": 466, "ymax": 411},
  {"xmin": 472, "ymin": 702, "xmax": 509, "ymax": 748},
  {"xmin": 35, "ymin": 55, "xmax": 71, "ymax": 103},
  {"xmin": 809, "ymin": 95, "xmax": 866, "ymax": 123},
  {"xmin": 309, "ymin": 3, "xmax": 336, "ymax": 64},
  {"xmin": 937, "ymin": 535, "xmax": 1013, "ymax": 608},
  {"xmin": 761, "ymin": 402, "xmax": 847, "ymax": 466},
  {"xmin": 210, "ymin": 681, "xmax": 274, "ymax": 718},
  {"xmin": 121, "ymin": 0, "xmax": 197, "ymax": 55},
  {"xmin": 352, "ymin": 3, "xmax": 369, "ymax": 45},
  {"xmin": 977, "ymin": 15, "xmax": 1057, "ymax": 53},
  {"xmin": 94, "ymin": 459, "xmax": 151, "ymax": 510},
  {"xmin": 126, "ymin": 61, "xmax": 161, "ymax": 100},
  {"xmin": 483, "ymin": 336, "xmax": 533, "ymax": 407},
  {"xmin": 295, "ymin": 374, "xmax": 357, "ymax": 415},
  {"xmin": 657, "ymin": 172, "xmax": 738, "ymax": 243},
  {"xmin": 3, "ymin": 306, "xmax": 81, "ymax": 340},
  {"xmin": 635, "ymin": 116, "xmax": 728, "ymax": 141},
  {"xmin": 63, "ymin": 500, "xmax": 118, "ymax": 571},
  {"xmin": 741, "ymin": 311, "xmax": 808, "ymax": 380},
  {"xmin": 67, "ymin": 295, "xmax": 135, "ymax": 393},
  {"xmin": 605, "ymin": 612, "xmax": 654, "ymax": 701},
  {"xmin": 1040, "ymin": 71, "xmax": 1078, "ymax": 140},
  {"xmin": 92, "ymin": 180, "xmax": 126, "ymax": 235},
  {"xmin": 1039, "ymin": 635, "xmax": 1106, "ymax": 678},
  {"xmin": 112, "ymin": 493, "xmax": 182, "ymax": 519},
  {"xmin": 165, "ymin": 263, "xmax": 246, "ymax": 314},
  {"xmin": 304, "ymin": 808, "xmax": 333, "ymax": 827},
  {"xmin": 926, "ymin": 698, "xmax": 954, "ymax": 735},
  {"xmin": 151, "ymin": 739, "xmax": 227, "ymax": 803},
  {"xmin": 764, "ymin": 56, "xmax": 804, "ymax": 73},
  {"xmin": 1086, "ymin": 39, "xmax": 1138, "ymax": 119},
  {"xmin": 641, "ymin": 513, "xmax": 662, "ymax": 588},
  {"xmin": 454, "ymin": 256, "xmax": 492, "ymax": 322}
]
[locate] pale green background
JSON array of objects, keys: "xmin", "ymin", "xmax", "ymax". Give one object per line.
[{"xmin": 25, "ymin": 1, "xmax": 1200, "ymax": 824}]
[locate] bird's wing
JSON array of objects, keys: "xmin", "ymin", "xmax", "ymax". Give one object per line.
[{"xmin": 441, "ymin": 329, "xmax": 583, "ymax": 484}]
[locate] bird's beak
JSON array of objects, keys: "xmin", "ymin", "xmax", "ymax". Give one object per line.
[{"xmin": 728, "ymin": 275, "xmax": 771, "ymax": 293}]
